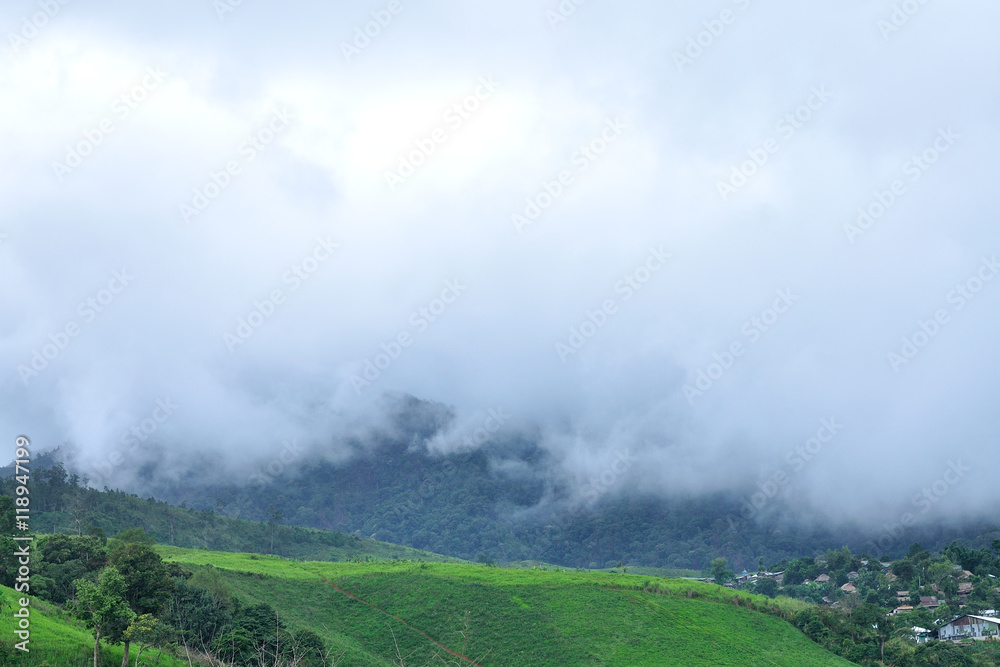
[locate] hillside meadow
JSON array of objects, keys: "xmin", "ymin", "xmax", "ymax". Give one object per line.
[{"xmin": 151, "ymin": 546, "xmax": 856, "ymax": 666}]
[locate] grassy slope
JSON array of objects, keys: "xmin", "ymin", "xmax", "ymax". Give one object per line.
[
  {"xmin": 159, "ymin": 547, "xmax": 857, "ymax": 667},
  {"xmin": 0, "ymin": 585, "xmax": 189, "ymax": 667}
]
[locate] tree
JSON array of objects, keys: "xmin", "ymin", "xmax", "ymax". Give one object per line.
[
  {"xmin": 35, "ymin": 534, "xmax": 107, "ymax": 603},
  {"xmin": 939, "ymin": 575, "xmax": 958, "ymax": 601},
  {"xmin": 852, "ymin": 603, "xmax": 890, "ymax": 664},
  {"xmin": 123, "ymin": 614, "xmax": 167, "ymax": 667},
  {"xmin": 109, "ymin": 542, "xmax": 174, "ymax": 667},
  {"xmin": 711, "ymin": 557, "xmax": 734, "ymax": 585},
  {"xmin": 164, "ymin": 578, "xmax": 233, "ymax": 655},
  {"xmin": 892, "ymin": 558, "xmax": 916, "ymax": 583},
  {"xmin": 755, "ymin": 577, "xmax": 777, "ymax": 598},
  {"xmin": 825, "ymin": 546, "xmax": 852, "ymax": 572},
  {"xmin": 75, "ymin": 567, "xmax": 135, "ymax": 667}
]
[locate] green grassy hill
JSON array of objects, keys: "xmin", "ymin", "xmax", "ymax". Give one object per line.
[
  {"xmin": 156, "ymin": 546, "xmax": 857, "ymax": 666},
  {"xmin": 0, "ymin": 585, "xmax": 188, "ymax": 667}
]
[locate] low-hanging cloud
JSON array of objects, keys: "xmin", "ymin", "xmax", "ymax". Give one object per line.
[{"xmin": 2, "ymin": 0, "xmax": 999, "ymax": 530}]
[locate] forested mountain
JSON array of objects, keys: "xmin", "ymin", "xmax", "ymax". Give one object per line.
[{"xmin": 22, "ymin": 437, "xmax": 992, "ymax": 573}]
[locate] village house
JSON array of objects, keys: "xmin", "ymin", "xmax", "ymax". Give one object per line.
[
  {"xmin": 919, "ymin": 596, "xmax": 940, "ymax": 610},
  {"xmin": 891, "ymin": 605, "xmax": 914, "ymax": 615},
  {"xmin": 815, "ymin": 574, "xmax": 830, "ymax": 583},
  {"xmin": 938, "ymin": 615, "xmax": 1000, "ymax": 641},
  {"xmin": 897, "ymin": 590, "xmax": 910, "ymax": 603},
  {"xmin": 840, "ymin": 583, "xmax": 857, "ymax": 594}
]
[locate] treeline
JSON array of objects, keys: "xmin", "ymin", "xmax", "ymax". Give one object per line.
[
  {"xmin": 124, "ymin": 435, "xmax": 864, "ymax": 570},
  {"xmin": 0, "ymin": 497, "xmax": 331, "ymax": 666},
  {"xmin": 0, "ymin": 464, "xmax": 450, "ymax": 563},
  {"xmin": 7, "ymin": 438, "xmax": 998, "ymax": 572},
  {"xmin": 137, "ymin": 434, "xmax": 999, "ymax": 572}
]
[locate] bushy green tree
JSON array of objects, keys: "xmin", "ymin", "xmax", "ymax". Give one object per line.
[
  {"xmin": 710, "ymin": 557, "xmax": 734, "ymax": 585},
  {"xmin": 164, "ymin": 577, "xmax": 233, "ymax": 653},
  {"xmin": 75, "ymin": 566, "xmax": 135, "ymax": 667},
  {"xmin": 755, "ymin": 577, "xmax": 777, "ymax": 598},
  {"xmin": 108, "ymin": 541, "xmax": 174, "ymax": 666},
  {"xmin": 35, "ymin": 533, "xmax": 107, "ymax": 603}
]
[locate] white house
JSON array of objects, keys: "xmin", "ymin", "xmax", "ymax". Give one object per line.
[{"xmin": 938, "ymin": 615, "xmax": 1000, "ymax": 641}]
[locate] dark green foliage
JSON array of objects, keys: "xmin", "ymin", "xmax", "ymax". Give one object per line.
[
  {"xmin": 913, "ymin": 640, "xmax": 975, "ymax": 666},
  {"xmin": 34, "ymin": 534, "xmax": 107, "ymax": 603},
  {"xmin": 108, "ymin": 541, "xmax": 174, "ymax": 616},
  {"xmin": 783, "ymin": 557, "xmax": 820, "ymax": 586},
  {"xmin": 892, "ymin": 557, "xmax": 917, "ymax": 581},
  {"xmin": 945, "ymin": 541, "xmax": 1000, "ymax": 578},
  {"xmin": 210, "ymin": 600, "xmax": 320, "ymax": 666},
  {"xmin": 163, "ymin": 577, "xmax": 233, "ymax": 652},
  {"xmin": 711, "ymin": 557, "xmax": 734, "ymax": 585},
  {"xmin": 755, "ymin": 577, "xmax": 777, "ymax": 598}
]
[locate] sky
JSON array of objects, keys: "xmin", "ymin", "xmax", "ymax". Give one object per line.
[{"xmin": 1, "ymin": 0, "xmax": 998, "ymax": 529}]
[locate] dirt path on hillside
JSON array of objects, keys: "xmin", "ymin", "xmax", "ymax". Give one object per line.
[{"xmin": 318, "ymin": 577, "xmax": 484, "ymax": 666}]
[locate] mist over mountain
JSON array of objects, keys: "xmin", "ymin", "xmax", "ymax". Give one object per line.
[
  {"xmin": 3, "ymin": 1, "xmax": 1000, "ymax": 542},
  {"xmin": 27, "ymin": 393, "xmax": 989, "ymax": 571}
]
